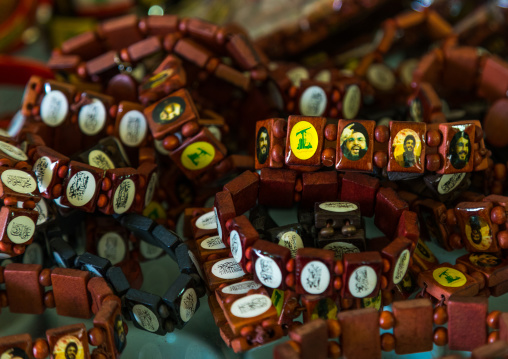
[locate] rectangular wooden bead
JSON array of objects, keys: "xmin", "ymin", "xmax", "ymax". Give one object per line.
[
  {"xmin": 61, "ymin": 30, "xmax": 104, "ymax": 59},
  {"xmin": 214, "ymin": 63, "xmax": 250, "ymax": 91},
  {"xmin": 228, "ymin": 216, "xmax": 259, "ymax": 271},
  {"xmin": 273, "ymin": 341, "xmax": 300, "ymax": 359},
  {"xmin": 209, "ymin": 294, "xmax": 228, "ymax": 327},
  {"xmin": 258, "ymin": 168, "xmax": 297, "ymax": 208},
  {"xmin": 447, "ymin": 296, "xmax": 488, "ymax": 351},
  {"xmin": 127, "ymin": 36, "xmax": 162, "ymax": 63},
  {"xmin": 251, "ymin": 240, "xmax": 291, "ymax": 290},
  {"xmin": 0, "ymin": 207, "xmax": 39, "ymax": 249},
  {"xmin": 336, "ymin": 119, "xmax": 375, "ymax": 172},
  {"xmin": 114, "ymin": 101, "xmax": 149, "ymax": 148},
  {"xmin": 86, "ymin": 50, "xmax": 118, "ymax": 79},
  {"xmin": 0, "ymin": 167, "xmax": 41, "ymax": 204},
  {"xmin": 223, "ymin": 170, "xmax": 259, "ymax": 215},
  {"xmin": 456, "ymin": 253, "xmax": 508, "ymax": 287},
  {"xmin": 396, "ymin": 210, "xmax": 420, "ymax": 244},
  {"xmin": 87, "ymin": 277, "xmax": 115, "ymax": 314},
  {"xmin": 93, "ymin": 299, "xmax": 126, "ymax": 357},
  {"xmin": 392, "ymin": 298, "xmax": 433, "ymax": 354},
  {"xmin": 342, "ymin": 252, "xmax": 383, "ymax": 299},
  {"xmin": 301, "ymin": 171, "xmax": 339, "ymax": 208},
  {"xmin": 340, "ymin": 172, "xmax": 380, "ymax": 217},
  {"xmin": 288, "ymin": 319, "xmax": 328, "ymax": 359},
  {"xmin": 226, "ymin": 34, "xmax": 262, "ymax": 70},
  {"xmin": 0, "ymin": 334, "xmax": 33, "ymax": 359},
  {"xmin": 415, "ymin": 198, "xmax": 452, "ymax": 250},
  {"xmin": 478, "ymin": 57, "xmax": 508, "ymax": 102},
  {"xmin": 215, "ymin": 280, "xmax": 264, "ymax": 306},
  {"xmin": 285, "ymin": 115, "xmax": 326, "ymax": 168},
  {"xmin": 295, "ymin": 248, "xmax": 334, "ymax": 297},
  {"xmin": 203, "ymin": 257, "xmax": 249, "ymax": 292},
  {"xmin": 185, "ymin": 18, "xmax": 219, "ymax": 45},
  {"xmin": 388, "ymin": 121, "xmax": 426, "ymax": 173},
  {"xmin": 142, "ymin": 15, "xmax": 179, "ymax": 36},
  {"xmin": 46, "ymin": 323, "xmax": 90, "ymax": 359},
  {"xmin": 437, "ymin": 121, "xmax": 475, "ymax": 174},
  {"xmin": 374, "ymin": 187, "xmax": 409, "ymax": 239},
  {"xmin": 196, "ymin": 235, "xmax": 229, "ymax": 262},
  {"xmin": 337, "ymin": 308, "xmax": 381, "ymax": 359},
  {"xmin": 471, "ymin": 341, "xmax": 508, "ymax": 359},
  {"xmin": 417, "ymin": 263, "xmax": 479, "ymax": 300},
  {"xmin": 381, "ymin": 237, "xmax": 413, "ymax": 290},
  {"xmin": 99, "ymin": 14, "xmax": 142, "ymax": 51},
  {"xmin": 4, "ymin": 263, "xmax": 44, "ymax": 314},
  {"xmin": 314, "ymin": 201, "xmax": 361, "ymax": 229},
  {"xmin": 214, "ymin": 191, "xmax": 236, "ymax": 244},
  {"xmin": 60, "ymin": 161, "xmax": 105, "ymax": 212},
  {"xmin": 412, "ymin": 239, "xmax": 440, "ymax": 271},
  {"xmin": 52, "ymin": 267, "xmax": 92, "ymax": 318},
  {"xmin": 443, "ymin": 47, "xmax": 479, "ymax": 91},
  {"xmin": 254, "ymin": 118, "xmax": 286, "ymax": 169}
]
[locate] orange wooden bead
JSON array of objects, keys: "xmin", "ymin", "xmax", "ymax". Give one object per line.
[
  {"xmin": 182, "ymin": 121, "xmax": 200, "ymax": 138},
  {"xmin": 77, "ymin": 63, "xmax": 88, "ymax": 79},
  {"xmin": 286, "ymin": 258, "xmax": 295, "ymax": 272},
  {"xmin": 380, "ymin": 275, "xmax": 388, "ymax": 290},
  {"xmin": 498, "ymin": 230, "xmax": 508, "ymax": 249},
  {"xmin": 382, "ymin": 289, "xmax": 393, "ymax": 306},
  {"xmin": 13, "ymin": 244, "xmax": 25, "ymax": 256},
  {"xmin": 207, "ymin": 254, "xmax": 220, "ymax": 261},
  {"xmin": 33, "ymin": 338, "xmax": 49, "ymax": 359},
  {"xmin": 88, "ymin": 327, "xmax": 105, "ymax": 346},
  {"xmin": 491, "ymin": 206, "xmax": 507, "ymax": 225},
  {"xmin": 245, "ymin": 261, "xmax": 253, "ymax": 273},
  {"xmin": 23, "ymin": 200, "xmax": 36, "ymax": 210},
  {"xmin": 0, "ymin": 290, "xmax": 7, "ymax": 307},
  {"xmin": 382, "ymin": 258, "xmax": 391, "ymax": 273},
  {"xmin": 57, "ymin": 165, "xmax": 68, "ymax": 179},
  {"xmin": 294, "ymin": 192, "xmax": 301, "ymax": 203},
  {"xmin": 374, "ymin": 151, "xmax": 388, "ymax": 168},
  {"xmin": 240, "ymin": 325, "xmax": 254, "ymax": 337},
  {"xmin": 332, "ymin": 90, "xmax": 341, "ymax": 103},
  {"xmin": 14, "ymin": 161, "xmax": 30, "ymax": 170},
  {"xmin": 426, "ymin": 154, "xmax": 441, "ymax": 172},
  {"xmin": 449, "ymin": 233, "xmax": 463, "ymax": 249},
  {"xmin": 163, "ymin": 135, "xmax": 180, "ymax": 151},
  {"xmin": 341, "ymin": 298, "xmax": 353, "ymax": 309},
  {"xmin": 101, "ymin": 177, "xmax": 112, "ymax": 191},
  {"xmin": 488, "ymin": 331, "xmax": 500, "ymax": 343},
  {"xmin": 433, "ymin": 306, "xmax": 448, "ymax": 325},
  {"xmin": 327, "ymin": 319, "xmax": 341, "ymax": 338},
  {"xmin": 379, "ymin": 311, "xmax": 394, "ymax": 330},
  {"xmin": 446, "ymin": 208, "xmax": 457, "ymax": 226},
  {"xmin": 433, "ymin": 327, "xmax": 447, "ymax": 346},
  {"xmin": 380, "ymin": 333, "xmax": 395, "ymax": 351},
  {"xmin": 271, "ymin": 145, "xmax": 284, "ymax": 163},
  {"xmin": 205, "ymin": 57, "xmax": 220, "ymax": 73},
  {"xmin": 494, "ymin": 163, "xmax": 507, "ymax": 180},
  {"xmin": 321, "ymin": 147, "xmax": 336, "ymax": 167},
  {"xmin": 0, "ymin": 158, "xmax": 12, "ymax": 167},
  {"xmin": 328, "ymin": 341, "xmax": 341, "ymax": 359},
  {"xmin": 44, "ymin": 290, "xmax": 55, "ymax": 308},
  {"xmin": 473, "ymin": 151, "xmax": 484, "ymax": 167},
  {"xmin": 426, "ymin": 129, "xmax": 441, "ymax": 147},
  {"xmin": 334, "ymin": 261, "xmax": 344, "ymax": 276},
  {"xmin": 333, "ymin": 277, "xmax": 342, "ymax": 291},
  {"xmin": 374, "ymin": 125, "xmax": 390, "ymax": 143},
  {"xmin": 3, "ymin": 197, "xmax": 17, "ymax": 206},
  {"xmin": 325, "ymin": 124, "xmax": 337, "ymax": 141},
  {"xmin": 51, "ymin": 184, "xmax": 62, "ymax": 198},
  {"xmin": 286, "ymin": 273, "xmax": 295, "ymax": 287},
  {"xmin": 295, "ymin": 178, "xmax": 303, "ymax": 192},
  {"xmin": 39, "ymin": 268, "xmax": 52, "ymax": 287},
  {"xmin": 273, "ymin": 119, "xmax": 287, "ymax": 138},
  {"xmin": 0, "ymin": 242, "xmax": 11, "ymax": 253},
  {"xmin": 97, "ymin": 194, "xmax": 108, "ymax": 208},
  {"xmin": 487, "ymin": 310, "xmax": 502, "ymax": 329}
]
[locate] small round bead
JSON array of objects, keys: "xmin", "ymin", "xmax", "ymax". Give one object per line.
[
  {"xmin": 13, "ymin": 244, "xmax": 25, "ymax": 256},
  {"xmin": 492, "ymin": 181, "xmax": 504, "ymax": 195},
  {"xmin": 374, "ymin": 125, "xmax": 390, "ymax": 143},
  {"xmin": 498, "ymin": 230, "xmax": 508, "ymax": 249},
  {"xmin": 473, "ymin": 151, "xmax": 484, "ymax": 166},
  {"xmin": 334, "ymin": 261, "xmax": 344, "ymax": 276},
  {"xmin": 286, "ymin": 101, "xmax": 295, "ymax": 112},
  {"xmin": 488, "ymin": 331, "xmax": 500, "ymax": 343},
  {"xmin": 3, "ymin": 197, "xmax": 17, "ymax": 206},
  {"xmin": 327, "ymin": 319, "xmax": 341, "ymax": 338},
  {"xmin": 295, "ymin": 178, "xmax": 303, "ymax": 192},
  {"xmin": 426, "ymin": 129, "xmax": 441, "ymax": 147},
  {"xmin": 382, "ymin": 259, "xmax": 390, "ymax": 273},
  {"xmin": 288, "ymin": 86, "xmax": 298, "ymax": 98},
  {"xmin": 324, "ymin": 124, "xmax": 337, "ymax": 141},
  {"xmin": 101, "ymin": 178, "xmax": 112, "ymax": 192},
  {"xmin": 15, "ymin": 161, "xmax": 31, "ymax": 170},
  {"xmin": 51, "ymin": 184, "xmax": 62, "ymax": 198},
  {"xmin": 271, "ymin": 145, "xmax": 284, "ymax": 164},
  {"xmin": 328, "ymin": 341, "xmax": 341, "ymax": 359},
  {"xmin": 294, "ymin": 192, "xmax": 301, "ymax": 203},
  {"xmin": 494, "ymin": 163, "xmax": 507, "ymax": 180},
  {"xmin": 273, "ymin": 119, "xmax": 287, "ymax": 138},
  {"xmin": 487, "ymin": 310, "xmax": 502, "ymax": 329},
  {"xmin": 33, "ymin": 338, "xmax": 50, "ymax": 359},
  {"xmin": 380, "ymin": 276, "xmax": 388, "ymax": 290},
  {"xmin": 446, "ymin": 209, "xmax": 457, "ymax": 226},
  {"xmin": 491, "ymin": 206, "xmax": 507, "ymax": 225},
  {"xmin": 426, "ymin": 154, "xmax": 441, "ymax": 172},
  {"xmin": 162, "ymin": 135, "xmax": 180, "ymax": 151},
  {"xmin": 77, "ymin": 63, "xmax": 88, "ymax": 79},
  {"xmin": 333, "ymin": 277, "xmax": 342, "ymax": 291},
  {"xmin": 332, "ymin": 90, "xmax": 341, "ymax": 103},
  {"xmin": 205, "ymin": 58, "xmax": 220, "ymax": 73},
  {"xmin": 0, "ymin": 242, "xmax": 11, "ymax": 253},
  {"xmin": 373, "ymin": 151, "xmax": 388, "ymax": 168},
  {"xmin": 449, "ymin": 233, "xmax": 463, "ymax": 250},
  {"xmin": 119, "ymin": 48, "xmax": 131, "ymax": 63},
  {"xmin": 329, "ymin": 108, "xmax": 338, "ymax": 118},
  {"xmin": 341, "ymin": 298, "xmax": 353, "ymax": 309},
  {"xmin": 321, "ymin": 148, "xmax": 335, "ymax": 167},
  {"xmin": 341, "ymin": 224, "xmax": 356, "ymax": 236},
  {"xmin": 433, "ymin": 306, "xmax": 448, "ymax": 325},
  {"xmin": 380, "ymin": 333, "xmax": 395, "ymax": 352},
  {"xmin": 92, "ymin": 353, "xmax": 108, "ymax": 359},
  {"xmin": 182, "ymin": 121, "xmax": 200, "ymax": 138},
  {"xmin": 245, "ymin": 261, "xmax": 253, "ymax": 273},
  {"xmin": 39, "ymin": 268, "xmax": 52, "ymax": 286},
  {"xmin": 475, "ymin": 125, "xmax": 483, "ymax": 143},
  {"xmin": 261, "ymin": 318, "xmax": 277, "ymax": 329},
  {"xmin": 379, "ymin": 311, "xmax": 394, "ymax": 330},
  {"xmin": 23, "ymin": 200, "xmax": 36, "ymax": 210},
  {"xmin": 433, "ymin": 327, "xmax": 447, "ymax": 346},
  {"xmin": 382, "ymin": 290, "xmax": 393, "ymax": 306},
  {"xmin": 454, "ymin": 263, "xmax": 468, "ymax": 274},
  {"xmin": 97, "ymin": 194, "xmax": 108, "ymax": 208},
  {"xmin": 286, "ymin": 258, "xmax": 295, "ymax": 273},
  {"xmin": 44, "ymin": 291, "xmax": 55, "ymax": 308},
  {"xmin": 285, "ymin": 274, "xmax": 295, "ymax": 287},
  {"xmin": 320, "ymin": 226, "xmax": 334, "ymax": 238},
  {"xmin": 0, "ymin": 290, "xmax": 8, "ymax": 307}
]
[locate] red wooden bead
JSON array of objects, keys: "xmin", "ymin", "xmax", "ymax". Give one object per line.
[
  {"xmin": 96, "ymin": 194, "xmax": 108, "ymax": 208},
  {"xmin": 488, "ymin": 331, "xmax": 500, "ymax": 343},
  {"xmin": 101, "ymin": 177, "xmax": 112, "ymax": 192},
  {"xmin": 433, "ymin": 306, "xmax": 448, "ymax": 325},
  {"xmin": 321, "ymin": 147, "xmax": 336, "ymax": 167},
  {"xmin": 449, "ymin": 233, "xmax": 463, "ymax": 249},
  {"xmin": 379, "ymin": 311, "xmax": 394, "ymax": 330},
  {"xmin": 433, "ymin": 327, "xmax": 448, "ymax": 346},
  {"xmin": 44, "ymin": 290, "xmax": 55, "ymax": 308},
  {"xmin": 333, "ymin": 277, "xmax": 342, "ymax": 291},
  {"xmin": 0, "ymin": 242, "xmax": 11, "ymax": 253},
  {"xmin": 182, "ymin": 121, "xmax": 200, "ymax": 138},
  {"xmin": 23, "ymin": 200, "xmax": 36, "ymax": 210},
  {"xmin": 380, "ymin": 333, "xmax": 395, "ymax": 351},
  {"xmin": 487, "ymin": 310, "xmax": 502, "ymax": 329},
  {"xmin": 286, "ymin": 273, "xmax": 295, "ymax": 287},
  {"xmin": 33, "ymin": 338, "xmax": 49, "ymax": 359},
  {"xmin": 446, "ymin": 208, "xmax": 457, "ymax": 226},
  {"xmin": 374, "ymin": 125, "xmax": 389, "ymax": 143},
  {"xmin": 426, "ymin": 130, "xmax": 441, "ymax": 147},
  {"xmin": 245, "ymin": 261, "xmax": 253, "ymax": 273},
  {"xmin": 499, "ymin": 230, "xmax": 508, "ymax": 249},
  {"xmin": 340, "ymin": 298, "xmax": 353, "ymax": 309},
  {"xmin": 273, "ymin": 119, "xmax": 287, "ymax": 138},
  {"xmin": 39, "ymin": 268, "xmax": 52, "ymax": 287},
  {"xmin": 373, "ymin": 151, "xmax": 388, "ymax": 168},
  {"xmin": 471, "ymin": 271, "xmax": 486, "ymax": 290},
  {"xmin": 454, "ymin": 263, "xmax": 468, "ymax": 274},
  {"xmin": 13, "ymin": 245, "xmax": 25, "ymax": 256},
  {"xmin": 324, "ymin": 124, "xmax": 337, "ymax": 141},
  {"xmin": 380, "ymin": 275, "xmax": 388, "ymax": 290},
  {"xmin": 491, "ymin": 206, "xmax": 507, "ymax": 225},
  {"xmin": 286, "ymin": 258, "xmax": 295, "ymax": 273},
  {"xmin": 88, "ymin": 327, "xmax": 104, "ymax": 346},
  {"xmin": 58, "ymin": 165, "xmax": 68, "ymax": 179},
  {"xmin": 3, "ymin": 197, "xmax": 17, "ymax": 206},
  {"xmin": 163, "ymin": 135, "xmax": 180, "ymax": 151},
  {"xmin": 51, "ymin": 184, "xmax": 62, "ymax": 198},
  {"xmin": 425, "ymin": 154, "xmax": 441, "ymax": 172}
]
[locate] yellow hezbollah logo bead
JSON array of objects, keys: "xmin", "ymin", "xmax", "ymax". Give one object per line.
[
  {"xmin": 432, "ymin": 267, "xmax": 467, "ymax": 287},
  {"xmin": 181, "ymin": 142, "xmax": 215, "ymax": 170},
  {"xmin": 290, "ymin": 121, "xmax": 318, "ymax": 160}
]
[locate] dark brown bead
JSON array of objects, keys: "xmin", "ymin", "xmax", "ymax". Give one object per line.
[
  {"xmin": 433, "ymin": 327, "xmax": 447, "ymax": 346},
  {"xmin": 44, "ymin": 290, "xmax": 55, "ymax": 308},
  {"xmin": 0, "ymin": 266, "xmax": 4, "ymax": 283},
  {"xmin": 39, "ymin": 268, "xmax": 52, "ymax": 287},
  {"xmin": 324, "ymin": 124, "xmax": 337, "ymax": 141},
  {"xmin": 426, "ymin": 129, "xmax": 441, "ymax": 147},
  {"xmin": 449, "ymin": 233, "xmax": 463, "ymax": 249},
  {"xmin": 320, "ymin": 226, "xmax": 334, "ymax": 238},
  {"xmin": 380, "ymin": 333, "xmax": 395, "ymax": 351},
  {"xmin": 328, "ymin": 341, "xmax": 341, "ymax": 359},
  {"xmin": 374, "ymin": 151, "xmax": 388, "ymax": 168},
  {"xmin": 374, "ymin": 125, "xmax": 390, "ymax": 143},
  {"xmin": 382, "ymin": 290, "xmax": 393, "ymax": 306},
  {"xmin": 471, "ymin": 271, "xmax": 486, "ymax": 290},
  {"xmin": 498, "ymin": 230, "xmax": 508, "ymax": 249},
  {"xmin": 491, "ymin": 206, "xmax": 507, "ymax": 225},
  {"xmin": 101, "ymin": 177, "xmax": 112, "ymax": 192},
  {"xmin": 51, "ymin": 184, "xmax": 62, "ymax": 198},
  {"xmin": 446, "ymin": 208, "xmax": 457, "ymax": 226},
  {"xmin": 425, "ymin": 154, "xmax": 441, "ymax": 172},
  {"xmin": 271, "ymin": 145, "xmax": 284, "ymax": 163},
  {"xmin": 494, "ymin": 164, "xmax": 507, "ymax": 180},
  {"xmin": 163, "ymin": 135, "xmax": 180, "ymax": 151},
  {"xmin": 182, "ymin": 121, "xmax": 200, "ymax": 138},
  {"xmin": 33, "ymin": 338, "xmax": 49, "ymax": 359}
]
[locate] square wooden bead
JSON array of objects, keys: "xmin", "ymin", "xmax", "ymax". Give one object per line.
[
  {"xmin": 415, "ymin": 198, "xmax": 452, "ymax": 250},
  {"xmin": 0, "ymin": 137, "xmax": 30, "ymax": 166},
  {"xmin": 0, "ymin": 167, "xmax": 41, "ymax": 204},
  {"xmin": 388, "ymin": 121, "xmax": 426, "ymax": 173},
  {"xmin": 341, "ymin": 172, "xmax": 380, "ymax": 217},
  {"xmin": 35, "ymin": 80, "xmax": 76, "ymax": 128},
  {"xmin": 74, "ymin": 91, "xmax": 115, "ymax": 144},
  {"xmin": 316, "ymin": 230, "xmax": 365, "ymax": 256},
  {"xmin": 60, "ymin": 161, "xmax": 105, "ymax": 212},
  {"xmin": 32, "ymin": 145, "xmax": 70, "ymax": 199},
  {"xmin": 215, "ymin": 280, "xmax": 264, "ymax": 306},
  {"xmin": 455, "ymin": 202, "xmax": 500, "ymax": 253},
  {"xmin": 295, "ymin": 248, "xmax": 334, "ymax": 296},
  {"xmin": 342, "ymin": 252, "xmax": 383, "ymax": 299},
  {"xmin": 251, "ymin": 240, "xmax": 291, "ymax": 291},
  {"xmin": 285, "ymin": 115, "xmax": 326, "ymax": 168},
  {"xmin": 374, "ymin": 187, "xmax": 409, "ymax": 239},
  {"xmin": 437, "ymin": 121, "xmax": 475, "ymax": 174},
  {"xmin": 314, "ymin": 201, "xmax": 361, "ymax": 229},
  {"xmin": 422, "ymin": 172, "xmax": 470, "ymax": 203},
  {"xmin": 417, "ymin": 263, "xmax": 479, "ymax": 301},
  {"xmin": 214, "ymin": 191, "xmax": 236, "ymax": 244},
  {"xmin": 52, "ymin": 267, "xmax": 91, "ymax": 318},
  {"xmin": 478, "ymin": 57, "xmax": 508, "ymax": 102},
  {"xmin": 392, "ymin": 298, "xmax": 433, "ymax": 354},
  {"xmin": 396, "ymin": 210, "xmax": 420, "ymax": 244},
  {"xmin": 191, "ymin": 209, "xmax": 218, "ymax": 240},
  {"xmin": 209, "ymin": 294, "xmax": 228, "ymax": 327},
  {"xmin": 0, "ymin": 334, "xmax": 32, "ymax": 359},
  {"xmin": 301, "ymin": 295, "xmax": 339, "ymax": 322},
  {"xmin": 381, "ymin": 237, "xmax": 413, "ymax": 290},
  {"xmin": 139, "ymin": 55, "xmax": 186, "ymax": 104},
  {"xmin": 337, "ymin": 308, "xmax": 381, "ymax": 359},
  {"xmin": 93, "ymin": 300, "xmax": 127, "ymax": 356},
  {"xmin": 0, "ymin": 207, "xmax": 39, "ymax": 249},
  {"xmin": 114, "ymin": 101, "xmax": 149, "ymax": 148},
  {"xmin": 99, "ymin": 14, "xmax": 142, "ymax": 51},
  {"xmin": 288, "ymin": 319, "xmax": 328, "ymax": 359},
  {"xmin": 258, "ymin": 168, "xmax": 297, "ymax": 208},
  {"xmin": 203, "ymin": 257, "xmax": 249, "ymax": 292},
  {"xmin": 228, "ymin": 216, "xmax": 260, "ymax": 271},
  {"xmin": 300, "ymin": 171, "xmax": 339, "ymax": 208},
  {"xmin": 255, "ymin": 118, "xmax": 286, "ymax": 169},
  {"xmin": 169, "ymin": 128, "xmax": 227, "ymax": 180},
  {"xmin": 4, "ymin": 263, "xmax": 44, "ymax": 314},
  {"xmin": 412, "ymin": 239, "xmax": 440, "ymax": 271},
  {"xmin": 75, "ymin": 137, "xmax": 130, "ymax": 171},
  {"xmin": 144, "ymin": 88, "xmax": 199, "ymax": 140},
  {"xmin": 456, "ymin": 253, "xmax": 508, "ymax": 287},
  {"xmin": 46, "ymin": 323, "xmax": 90, "ymax": 359},
  {"xmin": 223, "ymin": 171, "xmax": 259, "ymax": 215},
  {"xmin": 223, "ymin": 292, "xmax": 278, "ymax": 335},
  {"xmin": 196, "ymin": 234, "xmax": 229, "ymax": 262},
  {"xmin": 447, "ymin": 296, "xmax": 488, "ymax": 351},
  {"xmin": 98, "ymin": 168, "xmax": 139, "ymax": 215},
  {"xmin": 336, "ymin": 119, "xmax": 375, "ymax": 172}
]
